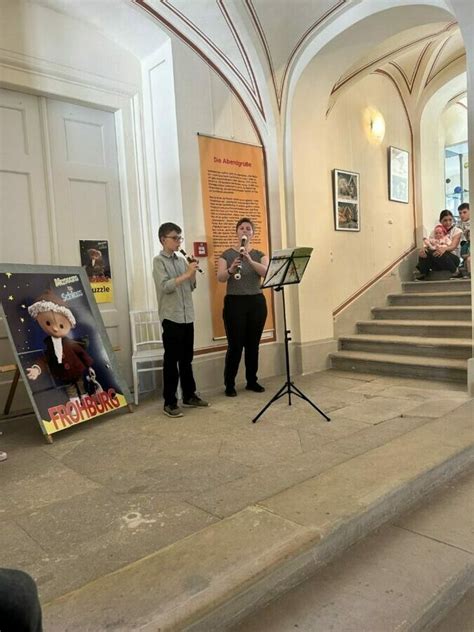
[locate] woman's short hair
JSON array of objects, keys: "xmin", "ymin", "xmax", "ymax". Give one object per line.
[{"xmin": 236, "ymin": 217, "xmax": 254, "ymax": 231}]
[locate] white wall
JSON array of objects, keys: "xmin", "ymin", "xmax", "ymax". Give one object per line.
[
  {"xmin": 447, "ymin": 0, "xmax": 474, "ymax": 395},
  {"xmin": 442, "ymin": 103, "xmax": 468, "ymax": 146},
  {"xmin": 0, "ymin": 0, "xmax": 267, "ymax": 358},
  {"xmin": 167, "ymin": 39, "xmax": 260, "ymax": 349},
  {"xmin": 419, "ymin": 72, "xmax": 467, "ymax": 232},
  {"xmin": 0, "ymin": 0, "xmax": 141, "ymax": 92}
]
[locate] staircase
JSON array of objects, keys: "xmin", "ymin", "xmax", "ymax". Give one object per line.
[{"xmin": 330, "ymin": 279, "xmax": 472, "ymax": 383}]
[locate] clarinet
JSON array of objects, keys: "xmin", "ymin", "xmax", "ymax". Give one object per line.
[
  {"xmin": 179, "ymin": 249, "xmax": 203, "ymax": 274},
  {"xmin": 234, "ymin": 236, "xmax": 247, "ymax": 280}
]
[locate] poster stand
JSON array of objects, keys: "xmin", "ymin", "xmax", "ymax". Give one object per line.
[
  {"xmin": 2, "ymin": 364, "xmax": 20, "ymax": 416},
  {"xmin": 252, "ymin": 247, "xmax": 330, "ymax": 424},
  {"xmin": 0, "ymin": 264, "xmax": 133, "ymax": 443}
]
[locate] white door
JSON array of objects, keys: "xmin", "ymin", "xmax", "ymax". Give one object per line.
[
  {"xmin": 0, "ymin": 88, "xmax": 51, "ymax": 264},
  {"xmin": 0, "ymin": 89, "xmax": 52, "ymax": 405},
  {"xmin": 46, "ymin": 99, "xmax": 132, "ymax": 382}
]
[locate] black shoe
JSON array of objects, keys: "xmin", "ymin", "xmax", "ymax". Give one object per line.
[
  {"xmin": 225, "ymin": 386, "xmax": 237, "ymax": 397},
  {"xmin": 450, "ymin": 269, "xmax": 464, "ymax": 279},
  {"xmin": 163, "ymin": 404, "xmax": 183, "ymax": 418},
  {"xmin": 245, "ymin": 383, "xmax": 265, "ymax": 393},
  {"xmin": 182, "ymin": 395, "xmax": 210, "ymax": 407}
]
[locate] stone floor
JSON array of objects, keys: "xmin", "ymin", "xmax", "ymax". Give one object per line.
[
  {"xmin": 231, "ymin": 470, "xmax": 474, "ymax": 631},
  {"xmin": 0, "ymin": 369, "xmax": 471, "ymax": 612}
]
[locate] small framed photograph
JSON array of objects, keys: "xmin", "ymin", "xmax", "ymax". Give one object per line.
[
  {"xmin": 389, "ymin": 146, "xmax": 409, "ymax": 203},
  {"xmin": 333, "ymin": 169, "xmax": 360, "ymax": 231}
]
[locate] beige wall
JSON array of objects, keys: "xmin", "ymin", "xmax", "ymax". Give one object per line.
[
  {"xmin": 442, "ymin": 103, "xmax": 468, "ymax": 147},
  {"xmin": 292, "ymin": 72, "xmax": 414, "ymax": 343}
]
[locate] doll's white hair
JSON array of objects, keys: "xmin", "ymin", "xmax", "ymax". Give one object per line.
[{"xmin": 28, "ymin": 300, "xmax": 76, "ymax": 328}]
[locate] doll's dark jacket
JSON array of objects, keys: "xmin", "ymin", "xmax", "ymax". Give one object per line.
[{"xmin": 42, "ymin": 336, "xmax": 93, "ymax": 383}]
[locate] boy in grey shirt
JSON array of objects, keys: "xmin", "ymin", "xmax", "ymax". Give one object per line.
[{"xmin": 152, "ymin": 222, "xmax": 209, "ymax": 417}]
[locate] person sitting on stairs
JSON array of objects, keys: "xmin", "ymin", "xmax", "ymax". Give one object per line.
[
  {"xmin": 415, "ymin": 210, "xmax": 463, "ymax": 280},
  {"xmin": 451, "ymin": 203, "xmax": 470, "ymax": 279}
]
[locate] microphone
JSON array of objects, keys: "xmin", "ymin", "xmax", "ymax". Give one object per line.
[{"xmin": 180, "ymin": 248, "xmax": 203, "ymax": 274}]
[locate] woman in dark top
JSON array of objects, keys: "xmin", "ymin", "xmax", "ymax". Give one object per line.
[
  {"xmin": 217, "ymin": 218, "xmax": 269, "ymax": 396},
  {"xmin": 416, "ymin": 209, "xmax": 463, "ymax": 279}
]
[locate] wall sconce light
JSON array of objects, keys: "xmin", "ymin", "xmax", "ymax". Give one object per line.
[{"xmin": 370, "ymin": 112, "xmax": 385, "ymax": 143}]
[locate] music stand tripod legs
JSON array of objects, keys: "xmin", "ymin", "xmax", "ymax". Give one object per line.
[{"xmin": 252, "ymin": 286, "xmax": 330, "ymax": 424}]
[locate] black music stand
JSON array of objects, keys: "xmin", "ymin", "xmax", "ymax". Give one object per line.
[{"xmin": 252, "ymin": 247, "xmax": 330, "ymax": 424}]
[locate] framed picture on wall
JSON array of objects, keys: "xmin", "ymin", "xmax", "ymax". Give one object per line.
[
  {"xmin": 389, "ymin": 146, "xmax": 409, "ymax": 203},
  {"xmin": 333, "ymin": 169, "xmax": 360, "ymax": 232}
]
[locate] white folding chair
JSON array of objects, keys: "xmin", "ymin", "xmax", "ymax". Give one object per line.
[{"xmin": 130, "ymin": 310, "xmax": 164, "ymax": 406}]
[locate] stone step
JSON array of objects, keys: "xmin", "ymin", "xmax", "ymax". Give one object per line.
[
  {"xmin": 329, "ymin": 350, "xmax": 467, "ymax": 382},
  {"xmin": 432, "ymin": 587, "xmax": 474, "ymax": 632},
  {"xmin": 372, "ymin": 305, "xmax": 472, "ymax": 321},
  {"xmin": 42, "ymin": 405, "xmax": 474, "ymax": 631},
  {"xmin": 339, "ymin": 334, "xmax": 472, "ymax": 359},
  {"xmin": 402, "ymin": 279, "xmax": 471, "ymax": 293},
  {"xmin": 388, "ymin": 291, "xmax": 471, "ymax": 306},
  {"xmin": 357, "ymin": 319, "xmax": 472, "ymax": 338},
  {"xmin": 232, "ymin": 471, "xmax": 474, "ymax": 632}
]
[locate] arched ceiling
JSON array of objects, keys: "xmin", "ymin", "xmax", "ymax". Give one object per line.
[
  {"xmin": 328, "ymin": 19, "xmax": 466, "ymax": 115},
  {"xmin": 27, "ymin": 0, "xmax": 169, "ymax": 59},
  {"xmin": 28, "ymin": 0, "xmax": 467, "ymax": 121}
]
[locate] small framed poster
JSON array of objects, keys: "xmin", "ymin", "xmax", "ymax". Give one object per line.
[
  {"xmin": 389, "ymin": 146, "xmax": 409, "ymax": 203},
  {"xmin": 333, "ymin": 169, "xmax": 360, "ymax": 231},
  {"xmin": 79, "ymin": 239, "xmax": 113, "ymax": 303}
]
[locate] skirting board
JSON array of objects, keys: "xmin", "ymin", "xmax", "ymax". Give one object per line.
[{"xmin": 191, "ymin": 338, "xmax": 337, "ymax": 392}]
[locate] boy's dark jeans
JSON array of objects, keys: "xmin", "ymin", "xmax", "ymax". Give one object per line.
[{"xmin": 162, "ymin": 319, "xmax": 196, "ymax": 405}]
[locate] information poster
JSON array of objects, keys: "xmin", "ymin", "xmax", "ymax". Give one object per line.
[
  {"xmin": 198, "ymin": 135, "xmax": 274, "ymax": 339},
  {"xmin": 0, "ymin": 264, "xmax": 131, "ymax": 437},
  {"xmin": 79, "ymin": 239, "xmax": 113, "ymax": 303}
]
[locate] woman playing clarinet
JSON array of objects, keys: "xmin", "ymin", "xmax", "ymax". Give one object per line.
[{"xmin": 217, "ymin": 217, "xmax": 269, "ymax": 397}]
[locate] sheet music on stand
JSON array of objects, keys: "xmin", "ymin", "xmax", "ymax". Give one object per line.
[
  {"xmin": 262, "ymin": 247, "xmax": 313, "ymax": 289},
  {"xmin": 253, "ymin": 245, "xmax": 330, "ymax": 424}
]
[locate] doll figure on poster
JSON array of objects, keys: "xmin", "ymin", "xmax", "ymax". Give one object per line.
[
  {"xmin": 25, "ymin": 289, "xmax": 96, "ymax": 402},
  {"xmin": 85, "ymin": 248, "xmax": 106, "ymax": 280}
]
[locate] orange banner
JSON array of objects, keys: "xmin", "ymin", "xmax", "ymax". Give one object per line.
[{"xmin": 198, "ymin": 135, "xmax": 274, "ymax": 340}]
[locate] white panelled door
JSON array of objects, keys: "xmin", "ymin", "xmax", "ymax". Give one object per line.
[
  {"xmin": 0, "ymin": 89, "xmax": 52, "ymax": 404},
  {"xmin": 0, "ymin": 89, "xmax": 51, "ymax": 264},
  {"xmin": 46, "ymin": 99, "xmax": 131, "ymax": 382}
]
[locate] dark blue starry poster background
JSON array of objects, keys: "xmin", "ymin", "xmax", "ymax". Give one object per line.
[{"xmin": 0, "ymin": 264, "xmax": 131, "ymax": 437}]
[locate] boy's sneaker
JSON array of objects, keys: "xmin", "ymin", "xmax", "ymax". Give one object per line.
[
  {"xmin": 182, "ymin": 395, "xmax": 210, "ymax": 407},
  {"xmin": 163, "ymin": 404, "xmax": 183, "ymax": 418},
  {"xmin": 0, "ymin": 451, "xmax": 7, "ymax": 462},
  {"xmin": 450, "ymin": 269, "xmax": 464, "ymax": 279}
]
